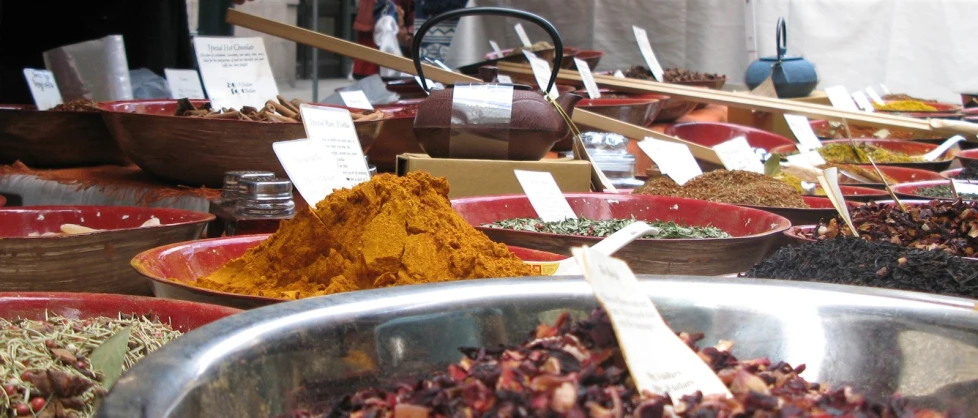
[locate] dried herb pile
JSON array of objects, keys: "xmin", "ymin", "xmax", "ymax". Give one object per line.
[
  {"xmin": 744, "ymin": 237, "xmax": 978, "ymax": 299},
  {"xmin": 913, "ymin": 185, "xmax": 978, "ymax": 200},
  {"xmin": 623, "ymin": 65, "xmax": 725, "ymax": 82},
  {"xmin": 815, "ymin": 143, "xmax": 923, "ymax": 164},
  {"xmin": 50, "ymin": 100, "xmax": 99, "ymax": 112},
  {"xmin": 0, "ymin": 313, "xmax": 182, "ymax": 417},
  {"xmin": 175, "ymin": 96, "xmax": 385, "ymax": 123},
  {"xmin": 293, "ymin": 308, "xmax": 956, "ymax": 417},
  {"xmin": 634, "ymin": 170, "xmax": 809, "ymax": 208},
  {"xmin": 482, "ymin": 218, "xmax": 731, "ymax": 239},
  {"xmin": 805, "ymin": 200, "xmax": 978, "ymax": 257},
  {"xmin": 812, "ymin": 121, "xmax": 923, "ymax": 140}
]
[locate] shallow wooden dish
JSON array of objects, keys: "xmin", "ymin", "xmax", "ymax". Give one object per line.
[
  {"xmin": 0, "ymin": 206, "xmax": 214, "ymax": 295},
  {"xmin": 451, "ymin": 193, "xmax": 791, "ymax": 275},
  {"xmin": 99, "ymin": 100, "xmax": 422, "ymax": 186},
  {"xmin": 770, "ymin": 139, "xmax": 955, "ymax": 172},
  {"xmin": 130, "ymin": 234, "xmax": 566, "ymax": 310},
  {"xmin": 0, "ymin": 105, "xmax": 127, "ymax": 168}
]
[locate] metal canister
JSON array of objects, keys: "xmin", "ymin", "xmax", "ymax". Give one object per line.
[
  {"xmin": 220, "ymin": 170, "xmax": 275, "ymax": 205},
  {"xmin": 233, "ymin": 177, "xmax": 296, "ymax": 218}
]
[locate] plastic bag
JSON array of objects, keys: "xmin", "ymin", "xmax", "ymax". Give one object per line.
[
  {"xmin": 130, "ymin": 69, "xmax": 171, "ymax": 99},
  {"xmin": 374, "ymin": 14, "xmax": 403, "ymax": 78},
  {"xmin": 43, "ymin": 35, "xmax": 133, "ymax": 102}
]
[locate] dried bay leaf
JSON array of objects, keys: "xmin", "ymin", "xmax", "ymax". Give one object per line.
[{"xmin": 89, "ymin": 326, "xmax": 132, "ymax": 389}]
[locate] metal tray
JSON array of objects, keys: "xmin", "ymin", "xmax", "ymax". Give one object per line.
[{"xmin": 97, "ymin": 277, "xmax": 978, "ymax": 417}]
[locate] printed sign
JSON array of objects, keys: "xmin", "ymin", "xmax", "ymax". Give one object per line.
[
  {"xmin": 632, "ymin": 26, "xmax": 664, "ymax": 81},
  {"xmin": 783, "ymin": 114, "xmax": 824, "ymax": 153},
  {"xmin": 514, "ymin": 170, "xmax": 577, "ymax": 222},
  {"xmin": 637, "ymin": 138, "xmax": 702, "ymax": 185},
  {"xmin": 339, "ymin": 90, "xmax": 374, "ymax": 110},
  {"xmin": 192, "ymin": 37, "xmax": 279, "ymax": 109},
  {"xmin": 713, "ymin": 136, "xmax": 764, "ymax": 173},
  {"xmin": 299, "ymin": 104, "xmax": 371, "ymax": 184},
  {"xmin": 272, "ymin": 138, "xmax": 352, "ymax": 205}
]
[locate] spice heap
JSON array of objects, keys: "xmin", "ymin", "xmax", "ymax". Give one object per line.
[
  {"xmin": 508, "ymin": 41, "xmax": 554, "ymax": 57},
  {"xmin": 805, "ymin": 200, "xmax": 978, "ymax": 257},
  {"xmin": 913, "ymin": 184, "xmax": 978, "ymax": 200},
  {"xmin": 744, "ymin": 237, "xmax": 978, "ymax": 299},
  {"xmin": 175, "ymin": 96, "xmax": 385, "ymax": 123},
  {"xmin": 196, "ymin": 172, "xmax": 536, "ymax": 300},
  {"xmin": 634, "ymin": 170, "xmax": 809, "ymax": 208},
  {"xmin": 882, "ymin": 94, "xmax": 929, "ymax": 101},
  {"xmin": 815, "ymin": 143, "xmax": 923, "ymax": 164},
  {"xmin": 291, "ymin": 308, "xmax": 955, "ymax": 417},
  {"xmin": 0, "ymin": 314, "xmax": 182, "ymax": 418},
  {"xmin": 812, "ymin": 121, "xmax": 924, "ymax": 140},
  {"xmin": 483, "ymin": 218, "xmax": 731, "ymax": 239},
  {"xmin": 623, "ymin": 65, "xmax": 725, "ymax": 83},
  {"xmin": 874, "ymin": 100, "xmax": 938, "ymax": 112},
  {"xmin": 777, "ymin": 164, "xmax": 895, "ymax": 194},
  {"xmin": 50, "ymin": 100, "xmax": 99, "ymax": 112}
]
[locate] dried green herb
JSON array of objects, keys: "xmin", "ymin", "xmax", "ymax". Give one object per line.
[
  {"xmin": 914, "ymin": 184, "xmax": 978, "ymax": 200},
  {"xmin": 483, "ymin": 217, "xmax": 731, "ymax": 239}
]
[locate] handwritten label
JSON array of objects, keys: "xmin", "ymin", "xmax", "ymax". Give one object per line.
[
  {"xmin": 713, "ymin": 136, "xmax": 764, "ymax": 173},
  {"xmin": 299, "ymin": 104, "xmax": 371, "ymax": 184},
  {"xmin": 637, "ymin": 138, "xmax": 702, "ymax": 185},
  {"xmin": 575, "ymin": 58, "xmax": 601, "ymax": 99},
  {"xmin": 497, "ymin": 74, "xmax": 513, "ymax": 84},
  {"xmin": 164, "ymin": 69, "xmax": 206, "ymax": 99},
  {"xmin": 750, "ymin": 74, "xmax": 778, "ymax": 98},
  {"xmin": 880, "ymin": 84, "xmax": 891, "ymax": 95},
  {"xmin": 786, "ymin": 150, "xmax": 827, "ymax": 168},
  {"xmin": 272, "ymin": 138, "xmax": 352, "ymax": 205},
  {"xmin": 22, "ymin": 69, "xmax": 62, "ymax": 110},
  {"xmin": 952, "ymin": 180, "xmax": 978, "ymax": 195},
  {"xmin": 514, "ymin": 23, "xmax": 532, "ymax": 48},
  {"xmin": 824, "ymin": 86, "xmax": 859, "ymax": 112},
  {"xmin": 783, "ymin": 114, "xmax": 824, "ymax": 153},
  {"xmin": 489, "ymin": 40, "xmax": 503, "ymax": 59},
  {"xmin": 572, "ymin": 247, "xmax": 732, "ymax": 400},
  {"xmin": 192, "ymin": 37, "xmax": 279, "ymax": 109},
  {"xmin": 514, "ymin": 170, "xmax": 577, "ymax": 222},
  {"xmin": 339, "ymin": 90, "xmax": 374, "ymax": 110},
  {"xmin": 523, "ymin": 51, "xmax": 559, "ymax": 98},
  {"xmin": 865, "ymin": 86, "xmax": 884, "ymax": 105},
  {"xmin": 632, "ymin": 26, "xmax": 664, "ymax": 81},
  {"xmin": 818, "ymin": 167, "xmax": 857, "ymax": 235},
  {"xmin": 851, "ymin": 91, "xmax": 875, "ymax": 112}
]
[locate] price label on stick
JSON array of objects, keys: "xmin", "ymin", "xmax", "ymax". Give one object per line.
[
  {"xmin": 817, "ymin": 167, "xmax": 858, "ymax": 235},
  {"xmin": 575, "ymin": 58, "xmax": 602, "ymax": 99},
  {"xmin": 164, "ymin": 69, "xmax": 206, "ymax": 99},
  {"xmin": 523, "ymin": 51, "xmax": 559, "ymax": 98},
  {"xmin": 825, "ymin": 86, "xmax": 859, "ymax": 112},
  {"xmin": 851, "ymin": 91, "xmax": 875, "ymax": 112},
  {"xmin": 749, "ymin": 75, "xmax": 778, "ymax": 98},
  {"xmin": 572, "ymin": 247, "xmax": 732, "ymax": 400},
  {"xmin": 632, "ymin": 26, "xmax": 664, "ymax": 81},
  {"xmin": 783, "ymin": 114, "xmax": 823, "ymax": 153},
  {"xmin": 787, "ymin": 151, "xmax": 827, "ymax": 168},
  {"xmin": 489, "ymin": 40, "xmax": 503, "ymax": 59},
  {"xmin": 514, "ymin": 23, "xmax": 532, "ymax": 48},
  {"xmin": 192, "ymin": 37, "xmax": 279, "ymax": 109},
  {"xmin": 339, "ymin": 90, "xmax": 374, "ymax": 110},
  {"xmin": 299, "ymin": 104, "xmax": 371, "ymax": 185},
  {"xmin": 713, "ymin": 136, "xmax": 764, "ymax": 173},
  {"xmin": 637, "ymin": 138, "xmax": 702, "ymax": 185},
  {"xmin": 866, "ymin": 86, "xmax": 885, "ymax": 105},
  {"xmin": 22, "ymin": 69, "xmax": 62, "ymax": 110},
  {"xmin": 880, "ymin": 84, "xmax": 891, "ymax": 95},
  {"xmin": 952, "ymin": 180, "xmax": 978, "ymax": 195},
  {"xmin": 513, "ymin": 170, "xmax": 577, "ymax": 222},
  {"xmin": 272, "ymin": 138, "xmax": 352, "ymax": 205},
  {"xmin": 613, "ymin": 70, "xmax": 625, "ymax": 78},
  {"xmin": 497, "ymin": 74, "xmax": 513, "ymax": 84}
]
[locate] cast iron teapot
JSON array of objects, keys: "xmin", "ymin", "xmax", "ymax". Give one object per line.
[
  {"xmin": 412, "ymin": 7, "xmax": 582, "ymax": 160},
  {"xmin": 745, "ymin": 17, "xmax": 819, "ymax": 98}
]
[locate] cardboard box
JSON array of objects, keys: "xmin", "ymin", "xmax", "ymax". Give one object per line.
[{"xmin": 396, "ymin": 154, "xmax": 593, "ymax": 199}]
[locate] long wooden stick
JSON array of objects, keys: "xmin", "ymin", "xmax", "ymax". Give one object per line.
[{"xmin": 226, "ymin": 9, "xmax": 723, "ymax": 164}]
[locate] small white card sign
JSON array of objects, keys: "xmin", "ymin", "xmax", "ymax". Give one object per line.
[
  {"xmin": 880, "ymin": 84, "xmax": 891, "ymax": 95},
  {"xmin": 489, "ymin": 40, "xmax": 503, "ymax": 59},
  {"xmin": 192, "ymin": 37, "xmax": 279, "ymax": 109},
  {"xmin": 786, "ymin": 151, "xmax": 827, "ymax": 168},
  {"xmin": 514, "ymin": 170, "xmax": 577, "ymax": 222},
  {"xmin": 299, "ymin": 104, "xmax": 371, "ymax": 184},
  {"xmin": 272, "ymin": 138, "xmax": 352, "ymax": 205},
  {"xmin": 522, "ymin": 51, "xmax": 559, "ymax": 98},
  {"xmin": 164, "ymin": 69, "xmax": 206, "ymax": 99},
  {"xmin": 632, "ymin": 26, "xmax": 664, "ymax": 81},
  {"xmin": 497, "ymin": 74, "xmax": 514, "ymax": 84},
  {"xmin": 952, "ymin": 180, "xmax": 978, "ymax": 196},
  {"xmin": 613, "ymin": 70, "xmax": 625, "ymax": 78},
  {"xmin": 851, "ymin": 91, "xmax": 875, "ymax": 112},
  {"xmin": 514, "ymin": 23, "xmax": 532, "ymax": 48},
  {"xmin": 783, "ymin": 114, "xmax": 824, "ymax": 153},
  {"xmin": 22, "ymin": 69, "xmax": 62, "ymax": 110},
  {"xmin": 865, "ymin": 86, "xmax": 885, "ymax": 105},
  {"xmin": 572, "ymin": 247, "xmax": 732, "ymax": 400},
  {"xmin": 338, "ymin": 90, "xmax": 374, "ymax": 110},
  {"xmin": 713, "ymin": 136, "xmax": 764, "ymax": 173},
  {"xmin": 818, "ymin": 167, "xmax": 857, "ymax": 235},
  {"xmin": 824, "ymin": 86, "xmax": 859, "ymax": 112},
  {"xmin": 637, "ymin": 138, "xmax": 702, "ymax": 185},
  {"xmin": 574, "ymin": 57, "xmax": 601, "ymax": 99}
]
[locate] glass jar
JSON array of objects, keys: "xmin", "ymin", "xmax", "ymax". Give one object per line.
[
  {"xmin": 223, "ymin": 177, "xmax": 296, "ymax": 236},
  {"xmin": 219, "ymin": 170, "xmax": 275, "ymax": 206},
  {"xmin": 581, "ymin": 132, "xmax": 644, "ymax": 190}
]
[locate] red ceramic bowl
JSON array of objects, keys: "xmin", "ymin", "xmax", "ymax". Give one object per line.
[
  {"xmin": 741, "ymin": 196, "xmax": 861, "ymax": 227},
  {"xmin": 769, "ymin": 139, "xmax": 954, "ymax": 172},
  {"xmin": 876, "ymin": 101, "xmax": 962, "ymax": 114},
  {"xmin": 838, "ymin": 165, "xmax": 947, "ymax": 189},
  {"xmin": 665, "ymin": 122, "xmax": 794, "ymax": 151},
  {"xmin": 577, "ymin": 98, "xmax": 663, "ymax": 127},
  {"xmin": 0, "ymin": 292, "xmax": 240, "ymax": 333},
  {"xmin": 131, "ymin": 234, "xmax": 566, "ymax": 310},
  {"xmin": 942, "ymin": 168, "xmax": 963, "ymax": 178},
  {"xmin": 956, "ymin": 148, "xmax": 978, "ymax": 168},
  {"xmin": 451, "ymin": 193, "xmax": 791, "ymax": 275},
  {"xmin": 99, "ymin": 100, "xmax": 422, "ymax": 186},
  {"xmin": 0, "ymin": 206, "xmax": 214, "ymax": 295},
  {"xmin": 890, "ymin": 180, "xmax": 976, "ymax": 201},
  {"xmin": 833, "ymin": 185, "xmax": 890, "ymax": 202},
  {"xmin": 575, "ymin": 88, "xmax": 694, "ymax": 123},
  {"xmin": 0, "ymin": 105, "xmax": 127, "ymax": 168},
  {"xmin": 569, "ymin": 50, "xmax": 604, "ymax": 71},
  {"xmin": 0, "ymin": 195, "xmax": 5, "ymax": 207}
]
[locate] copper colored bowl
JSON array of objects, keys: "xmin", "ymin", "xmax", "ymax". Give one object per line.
[{"xmin": 0, "ymin": 105, "xmax": 127, "ymax": 168}]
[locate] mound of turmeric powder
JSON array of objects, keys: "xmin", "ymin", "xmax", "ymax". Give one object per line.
[{"xmin": 194, "ymin": 171, "xmax": 536, "ymax": 300}]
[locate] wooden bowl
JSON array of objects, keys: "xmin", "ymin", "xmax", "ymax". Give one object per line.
[
  {"xmin": 0, "ymin": 292, "xmax": 240, "ymax": 332},
  {"xmin": 665, "ymin": 122, "xmax": 794, "ymax": 151},
  {"xmin": 99, "ymin": 100, "xmax": 422, "ymax": 186},
  {"xmin": 891, "ymin": 180, "xmax": 976, "ymax": 201},
  {"xmin": 741, "ymin": 195, "xmax": 860, "ymax": 226},
  {"xmin": 451, "ymin": 193, "xmax": 791, "ymax": 275},
  {"xmin": 769, "ymin": 139, "xmax": 954, "ymax": 172},
  {"xmin": 131, "ymin": 234, "xmax": 566, "ymax": 310},
  {"xmin": 0, "ymin": 206, "xmax": 214, "ymax": 295},
  {"xmin": 0, "ymin": 105, "xmax": 128, "ymax": 168}
]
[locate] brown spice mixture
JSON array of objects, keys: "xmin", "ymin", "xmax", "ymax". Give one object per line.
[{"xmin": 635, "ymin": 170, "xmax": 809, "ymax": 208}]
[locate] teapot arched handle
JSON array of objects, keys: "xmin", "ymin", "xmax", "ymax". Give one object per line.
[
  {"xmin": 412, "ymin": 7, "xmax": 563, "ymax": 93},
  {"xmin": 776, "ymin": 17, "xmax": 787, "ymax": 61}
]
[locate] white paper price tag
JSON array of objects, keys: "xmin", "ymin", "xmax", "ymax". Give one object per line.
[
  {"xmin": 489, "ymin": 40, "xmax": 503, "ymax": 59},
  {"xmin": 572, "ymin": 247, "xmax": 732, "ymax": 400},
  {"xmin": 272, "ymin": 138, "xmax": 352, "ymax": 205},
  {"xmin": 632, "ymin": 26, "xmax": 664, "ymax": 81},
  {"xmin": 783, "ymin": 114, "xmax": 824, "ymax": 153},
  {"xmin": 786, "ymin": 151, "xmax": 827, "ymax": 168},
  {"xmin": 713, "ymin": 136, "xmax": 764, "ymax": 173},
  {"xmin": 749, "ymin": 75, "xmax": 778, "ymax": 98},
  {"xmin": 824, "ymin": 86, "xmax": 859, "ymax": 112},
  {"xmin": 22, "ymin": 69, "xmax": 62, "ymax": 110},
  {"xmin": 613, "ymin": 70, "xmax": 625, "ymax": 78},
  {"xmin": 851, "ymin": 91, "xmax": 875, "ymax": 112},
  {"xmin": 637, "ymin": 138, "xmax": 702, "ymax": 185},
  {"xmin": 880, "ymin": 84, "xmax": 891, "ymax": 95},
  {"xmin": 497, "ymin": 74, "xmax": 513, "ymax": 84},
  {"xmin": 865, "ymin": 86, "xmax": 885, "ymax": 105},
  {"xmin": 299, "ymin": 104, "xmax": 371, "ymax": 185},
  {"xmin": 513, "ymin": 170, "xmax": 577, "ymax": 222},
  {"xmin": 818, "ymin": 167, "xmax": 856, "ymax": 235},
  {"xmin": 339, "ymin": 90, "xmax": 374, "ymax": 110},
  {"xmin": 192, "ymin": 37, "xmax": 279, "ymax": 109},
  {"xmin": 952, "ymin": 180, "xmax": 978, "ymax": 195},
  {"xmin": 164, "ymin": 69, "xmax": 206, "ymax": 99},
  {"xmin": 575, "ymin": 58, "xmax": 601, "ymax": 99},
  {"xmin": 522, "ymin": 51, "xmax": 559, "ymax": 98},
  {"xmin": 514, "ymin": 23, "xmax": 532, "ymax": 48},
  {"xmin": 414, "ymin": 76, "xmax": 443, "ymax": 93}
]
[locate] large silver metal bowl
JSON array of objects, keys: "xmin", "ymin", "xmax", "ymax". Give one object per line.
[{"xmin": 97, "ymin": 277, "xmax": 978, "ymax": 417}]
